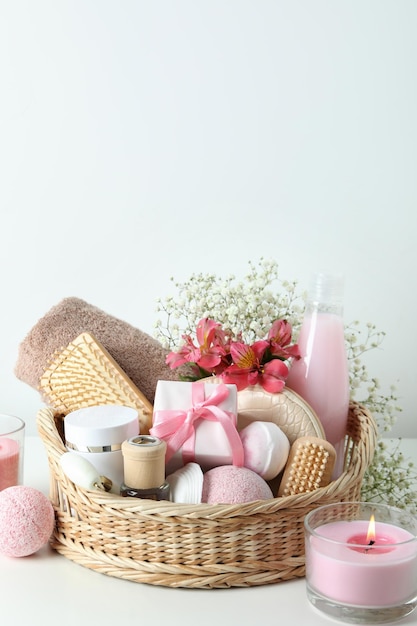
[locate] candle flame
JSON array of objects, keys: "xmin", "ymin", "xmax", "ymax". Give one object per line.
[{"xmin": 366, "ymin": 514, "xmax": 376, "ymax": 544}]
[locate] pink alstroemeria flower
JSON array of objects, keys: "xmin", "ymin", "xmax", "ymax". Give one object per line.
[
  {"xmin": 267, "ymin": 319, "xmax": 300, "ymax": 360},
  {"xmin": 195, "ymin": 317, "xmax": 229, "ymax": 370},
  {"xmin": 165, "ymin": 334, "xmax": 200, "ymax": 369},
  {"xmin": 220, "ymin": 340, "xmax": 289, "ymax": 393},
  {"xmin": 166, "ymin": 317, "xmax": 228, "ymax": 373}
]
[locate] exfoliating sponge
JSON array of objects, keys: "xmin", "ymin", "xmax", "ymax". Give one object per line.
[
  {"xmin": 201, "ymin": 465, "xmax": 273, "ymax": 504},
  {"xmin": 0, "ymin": 486, "xmax": 55, "ymax": 557}
]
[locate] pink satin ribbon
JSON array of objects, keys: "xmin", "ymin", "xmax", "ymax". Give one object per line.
[{"xmin": 150, "ymin": 382, "xmax": 244, "ymax": 466}]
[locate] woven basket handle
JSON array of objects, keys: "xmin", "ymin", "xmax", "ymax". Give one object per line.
[{"xmin": 37, "ymin": 407, "xmax": 66, "ymax": 464}]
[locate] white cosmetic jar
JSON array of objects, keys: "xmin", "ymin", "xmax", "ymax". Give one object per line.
[{"xmin": 64, "ymin": 405, "xmax": 139, "ymax": 490}]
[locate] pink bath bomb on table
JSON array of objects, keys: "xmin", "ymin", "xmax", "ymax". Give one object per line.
[
  {"xmin": 0, "ymin": 486, "xmax": 55, "ymax": 557},
  {"xmin": 201, "ymin": 465, "xmax": 273, "ymax": 504}
]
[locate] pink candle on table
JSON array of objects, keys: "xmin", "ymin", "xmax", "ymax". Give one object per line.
[
  {"xmin": 305, "ymin": 503, "xmax": 417, "ymax": 623},
  {"xmin": 307, "ymin": 521, "xmax": 417, "ymax": 607},
  {"xmin": 0, "ymin": 437, "xmax": 20, "ymax": 490}
]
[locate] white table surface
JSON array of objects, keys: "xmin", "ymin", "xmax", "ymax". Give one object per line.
[{"xmin": 1, "ymin": 437, "xmax": 416, "ymax": 626}]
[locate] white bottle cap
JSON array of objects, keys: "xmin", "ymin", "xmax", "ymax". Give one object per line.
[{"xmin": 309, "ymin": 272, "xmax": 345, "ymax": 307}]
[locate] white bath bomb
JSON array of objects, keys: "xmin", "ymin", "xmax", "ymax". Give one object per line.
[{"xmin": 240, "ymin": 421, "xmax": 290, "ymax": 480}]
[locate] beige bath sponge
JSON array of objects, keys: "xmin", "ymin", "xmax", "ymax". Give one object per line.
[{"xmin": 14, "ymin": 297, "xmax": 180, "ymax": 405}]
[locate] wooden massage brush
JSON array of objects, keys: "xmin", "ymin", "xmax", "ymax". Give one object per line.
[{"xmin": 277, "ymin": 436, "xmax": 336, "ymax": 497}]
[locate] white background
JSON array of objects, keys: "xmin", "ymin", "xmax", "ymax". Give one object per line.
[{"xmin": 1, "ymin": 1, "xmax": 416, "ymax": 437}]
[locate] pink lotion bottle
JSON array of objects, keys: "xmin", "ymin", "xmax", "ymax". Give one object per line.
[{"xmin": 286, "ymin": 272, "xmax": 350, "ymax": 479}]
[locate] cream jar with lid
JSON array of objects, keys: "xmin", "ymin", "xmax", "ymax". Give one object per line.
[
  {"xmin": 64, "ymin": 405, "xmax": 139, "ymax": 491},
  {"xmin": 120, "ymin": 435, "xmax": 170, "ymax": 500}
]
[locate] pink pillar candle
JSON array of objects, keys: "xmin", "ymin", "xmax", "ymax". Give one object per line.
[
  {"xmin": 305, "ymin": 504, "xmax": 417, "ymax": 611},
  {"xmin": 307, "ymin": 520, "xmax": 417, "ymax": 607},
  {"xmin": 0, "ymin": 438, "xmax": 20, "ymax": 491}
]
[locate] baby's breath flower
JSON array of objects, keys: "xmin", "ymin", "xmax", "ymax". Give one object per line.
[{"xmin": 154, "ymin": 258, "xmax": 415, "ymax": 511}]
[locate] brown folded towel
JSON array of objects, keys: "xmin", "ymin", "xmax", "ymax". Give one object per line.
[{"xmin": 14, "ymin": 297, "xmax": 180, "ymax": 404}]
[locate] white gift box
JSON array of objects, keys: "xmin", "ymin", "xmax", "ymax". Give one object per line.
[{"xmin": 150, "ymin": 380, "xmax": 241, "ymax": 474}]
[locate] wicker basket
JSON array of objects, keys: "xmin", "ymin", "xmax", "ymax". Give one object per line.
[{"xmin": 37, "ymin": 401, "xmax": 377, "ymax": 589}]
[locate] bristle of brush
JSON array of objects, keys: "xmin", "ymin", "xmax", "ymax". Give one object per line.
[
  {"xmin": 38, "ymin": 332, "xmax": 153, "ymax": 433},
  {"xmin": 277, "ymin": 436, "xmax": 336, "ymax": 497}
]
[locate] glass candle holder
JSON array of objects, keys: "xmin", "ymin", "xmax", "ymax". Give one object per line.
[
  {"xmin": 0, "ymin": 414, "xmax": 25, "ymax": 490},
  {"xmin": 304, "ymin": 502, "xmax": 417, "ymax": 624}
]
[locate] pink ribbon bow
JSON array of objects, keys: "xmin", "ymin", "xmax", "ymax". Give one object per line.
[{"xmin": 150, "ymin": 382, "xmax": 244, "ymax": 466}]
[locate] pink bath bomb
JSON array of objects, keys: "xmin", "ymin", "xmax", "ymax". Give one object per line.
[
  {"xmin": 0, "ymin": 486, "xmax": 55, "ymax": 557},
  {"xmin": 201, "ymin": 465, "xmax": 273, "ymax": 504}
]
